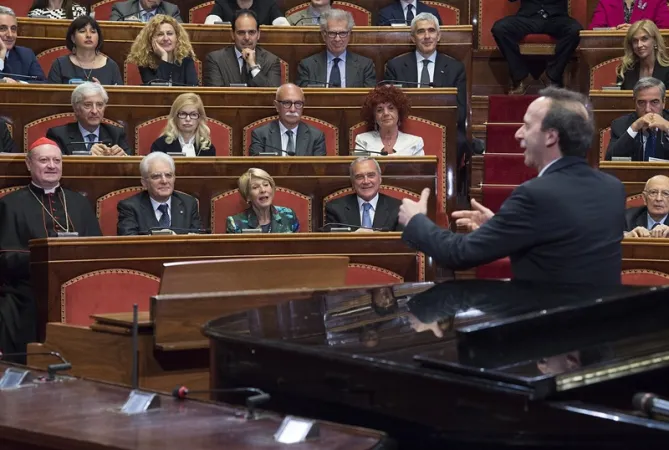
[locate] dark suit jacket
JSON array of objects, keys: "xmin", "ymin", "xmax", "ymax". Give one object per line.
[
  {"xmin": 211, "ymin": 0, "xmax": 283, "ymax": 25},
  {"xmin": 510, "ymin": 0, "xmax": 569, "ymax": 18},
  {"xmin": 605, "ymin": 110, "xmax": 669, "ymax": 161},
  {"xmin": 385, "ymin": 51, "xmax": 467, "ymax": 150},
  {"xmin": 150, "ymin": 135, "xmax": 216, "ymax": 157},
  {"xmin": 325, "ymin": 193, "xmax": 403, "ymax": 231},
  {"xmin": 2, "ymin": 46, "xmax": 46, "ymax": 81},
  {"xmin": 203, "ymin": 46, "xmax": 281, "ymax": 87},
  {"xmin": 377, "ymin": 1, "xmax": 442, "ymax": 25},
  {"xmin": 139, "ymin": 57, "xmax": 198, "ymax": 86},
  {"xmin": 402, "ymin": 157, "xmax": 626, "ymax": 286},
  {"xmin": 0, "ymin": 121, "xmax": 17, "ymax": 153},
  {"xmin": 249, "ymin": 120, "xmax": 326, "ymax": 156},
  {"xmin": 46, "ymin": 122, "xmax": 133, "ymax": 155},
  {"xmin": 296, "ymin": 51, "xmax": 376, "ymax": 88},
  {"xmin": 110, "ymin": 0, "xmax": 183, "ymax": 22},
  {"xmin": 117, "ymin": 191, "xmax": 202, "ymax": 235},
  {"xmin": 625, "ymin": 206, "xmax": 668, "ymax": 231},
  {"xmin": 618, "ymin": 60, "xmax": 669, "ymax": 90}
]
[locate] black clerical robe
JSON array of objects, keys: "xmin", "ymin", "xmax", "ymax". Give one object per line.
[{"xmin": 0, "ymin": 184, "xmax": 101, "ymax": 359}]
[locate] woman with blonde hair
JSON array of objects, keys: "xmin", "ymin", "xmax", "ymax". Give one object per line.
[
  {"xmin": 617, "ymin": 19, "xmax": 669, "ymax": 89},
  {"xmin": 226, "ymin": 168, "xmax": 300, "ymax": 233},
  {"xmin": 126, "ymin": 14, "xmax": 198, "ymax": 86},
  {"xmin": 150, "ymin": 93, "xmax": 216, "ymax": 156}
]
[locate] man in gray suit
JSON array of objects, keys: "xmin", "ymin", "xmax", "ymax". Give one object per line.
[
  {"xmin": 109, "ymin": 0, "xmax": 182, "ymax": 22},
  {"xmin": 204, "ymin": 9, "xmax": 281, "ymax": 87},
  {"xmin": 296, "ymin": 9, "xmax": 376, "ymax": 88},
  {"xmin": 287, "ymin": 0, "xmax": 331, "ymax": 26},
  {"xmin": 250, "ymin": 83, "xmax": 327, "ymax": 156}
]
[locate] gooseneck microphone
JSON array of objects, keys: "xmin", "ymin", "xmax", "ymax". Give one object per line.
[
  {"xmin": 0, "ymin": 351, "xmax": 72, "ymax": 381},
  {"xmin": 377, "ymin": 79, "xmax": 434, "ymax": 88},
  {"xmin": 0, "ymin": 72, "xmax": 40, "ymax": 81},
  {"xmin": 143, "ymin": 227, "xmax": 211, "ymax": 235},
  {"xmin": 172, "ymin": 385, "xmax": 271, "ymax": 419},
  {"xmin": 352, "ymin": 148, "xmax": 389, "ymax": 156},
  {"xmin": 255, "ymin": 142, "xmax": 296, "ymax": 157},
  {"xmin": 320, "ymin": 222, "xmax": 385, "ymax": 232},
  {"xmin": 633, "ymin": 392, "xmax": 669, "ymax": 419},
  {"xmin": 293, "ymin": 15, "xmax": 320, "ymax": 25},
  {"xmin": 301, "ymin": 78, "xmax": 340, "ymax": 88}
]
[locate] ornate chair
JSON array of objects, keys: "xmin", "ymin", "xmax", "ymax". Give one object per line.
[
  {"xmin": 2, "ymin": 0, "xmax": 31, "ymax": 16},
  {"xmin": 35, "ymin": 46, "xmax": 69, "ymax": 77},
  {"xmin": 599, "ymin": 127, "xmax": 611, "ymax": 161},
  {"xmin": 345, "ymin": 263, "xmax": 403, "ymax": 286},
  {"xmin": 134, "ymin": 116, "xmax": 232, "ymax": 156},
  {"xmin": 626, "ymin": 193, "xmax": 645, "ymax": 209},
  {"xmin": 423, "ymin": 1, "xmax": 460, "ymax": 25},
  {"xmin": 189, "ymin": 1, "xmax": 215, "ymax": 23},
  {"xmin": 124, "ymin": 59, "xmax": 203, "ymax": 86},
  {"xmin": 96, "ymin": 187, "xmax": 144, "ymax": 236},
  {"xmin": 621, "ymin": 269, "xmax": 669, "ymax": 286},
  {"xmin": 590, "ymin": 57, "xmax": 623, "ymax": 91},
  {"xmin": 243, "ymin": 115, "xmax": 339, "ymax": 156},
  {"xmin": 285, "ymin": 2, "xmax": 372, "ymax": 25},
  {"xmin": 90, "ymin": 0, "xmax": 124, "ymax": 20},
  {"xmin": 0, "ymin": 186, "xmax": 22, "ymax": 200},
  {"xmin": 23, "ymin": 113, "xmax": 124, "ymax": 151},
  {"xmin": 475, "ymin": 257, "xmax": 512, "ymax": 280},
  {"xmin": 322, "ymin": 185, "xmax": 419, "ymax": 225}
]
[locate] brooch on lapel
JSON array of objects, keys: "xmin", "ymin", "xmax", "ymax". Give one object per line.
[{"xmin": 638, "ymin": 0, "xmax": 648, "ymax": 11}]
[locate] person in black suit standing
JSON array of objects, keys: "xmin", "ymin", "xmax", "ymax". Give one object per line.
[
  {"xmin": 492, "ymin": 0, "xmax": 582, "ymax": 94},
  {"xmin": 399, "ymin": 87, "xmax": 626, "ymax": 286},
  {"xmin": 296, "ymin": 9, "xmax": 376, "ymax": 88},
  {"xmin": 325, "ymin": 157, "xmax": 403, "ymax": 232},
  {"xmin": 117, "ymin": 153, "xmax": 203, "ymax": 235},
  {"xmin": 377, "ymin": 0, "xmax": 442, "ymax": 26},
  {"xmin": 625, "ymin": 175, "xmax": 669, "ymax": 238},
  {"xmin": 606, "ymin": 77, "xmax": 669, "ymax": 161},
  {"xmin": 46, "ymin": 82, "xmax": 132, "ymax": 156},
  {"xmin": 385, "ymin": 12, "xmax": 467, "ymax": 161},
  {"xmin": 0, "ymin": 120, "xmax": 17, "ymax": 153}
]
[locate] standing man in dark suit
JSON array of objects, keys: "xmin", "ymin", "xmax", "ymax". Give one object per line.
[
  {"xmin": 325, "ymin": 157, "xmax": 403, "ymax": 232},
  {"xmin": 606, "ymin": 77, "xmax": 669, "ymax": 161},
  {"xmin": 204, "ymin": 9, "xmax": 281, "ymax": 87},
  {"xmin": 399, "ymin": 87, "xmax": 626, "ymax": 286},
  {"xmin": 0, "ymin": 6, "xmax": 46, "ymax": 83},
  {"xmin": 46, "ymin": 83, "xmax": 132, "ymax": 156},
  {"xmin": 250, "ymin": 83, "xmax": 326, "ymax": 156},
  {"xmin": 377, "ymin": 0, "xmax": 442, "ymax": 26},
  {"xmin": 385, "ymin": 12, "xmax": 467, "ymax": 161},
  {"xmin": 110, "ymin": 0, "xmax": 183, "ymax": 22},
  {"xmin": 625, "ymin": 175, "xmax": 669, "ymax": 237},
  {"xmin": 296, "ymin": 9, "xmax": 376, "ymax": 88},
  {"xmin": 117, "ymin": 153, "xmax": 202, "ymax": 235},
  {"xmin": 492, "ymin": 0, "xmax": 582, "ymax": 94}
]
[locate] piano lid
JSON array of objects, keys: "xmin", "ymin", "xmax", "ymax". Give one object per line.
[{"xmin": 204, "ymin": 280, "xmax": 669, "ymax": 399}]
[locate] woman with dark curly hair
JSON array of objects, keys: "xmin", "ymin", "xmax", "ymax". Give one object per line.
[
  {"xmin": 355, "ymin": 85, "xmax": 424, "ymax": 156},
  {"xmin": 126, "ymin": 14, "xmax": 198, "ymax": 86}
]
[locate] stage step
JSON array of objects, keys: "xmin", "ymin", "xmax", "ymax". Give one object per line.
[
  {"xmin": 488, "ymin": 95, "xmax": 538, "ymax": 122},
  {"xmin": 485, "ymin": 123, "xmax": 523, "ymax": 153},
  {"xmin": 483, "ymin": 153, "xmax": 537, "ymax": 184}
]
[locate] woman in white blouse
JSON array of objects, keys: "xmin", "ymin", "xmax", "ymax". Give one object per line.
[
  {"xmin": 354, "ymin": 85, "xmax": 425, "ymax": 156},
  {"xmin": 28, "ymin": 0, "xmax": 87, "ymax": 19},
  {"xmin": 150, "ymin": 93, "xmax": 216, "ymax": 157}
]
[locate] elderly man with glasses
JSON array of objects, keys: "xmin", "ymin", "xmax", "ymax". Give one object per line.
[
  {"xmin": 249, "ymin": 83, "xmax": 326, "ymax": 156},
  {"xmin": 625, "ymin": 175, "xmax": 669, "ymax": 238}
]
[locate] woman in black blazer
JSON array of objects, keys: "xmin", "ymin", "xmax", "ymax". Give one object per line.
[
  {"xmin": 150, "ymin": 93, "xmax": 216, "ymax": 157},
  {"xmin": 126, "ymin": 15, "xmax": 198, "ymax": 86},
  {"xmin": 617, "ymin": 19, "xmax": 669, "ymax": 89}
]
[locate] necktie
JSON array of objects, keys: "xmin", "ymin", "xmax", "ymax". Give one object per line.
[
  {"xmin": 645, "ymin": 131, "xmax": 657, "ymax": 161},
  {"xmin": 286, "ymin": 129, "xmax": 295, "ymax": 155},
  {"xmin": 362, "ymin": 202, "xmax": 372, "ymax": 228},
  {"xmin": 157, "ymin": 203, "xmax": 170, "ymax": 228},
  {"xmin": 240, "ymin": 56, "xmax": 249, "ymax": 84},
  {"xmin": 329, "ymin": 57, "xmax": 342, "ymax": 88},
  {"xmin": 651, "ymin": 222, "xmax": 662, "ymax": 230},
  {"xmin": 86, "ymin": 133, "xmax": 96, "ymax": 151},
  {"xmin": 420, "ymin": 59, "xmax": 431, "ymax": 88},
  {"xmin": 406, "ymin": 4, "xmax": 414, "ymax": 25}
]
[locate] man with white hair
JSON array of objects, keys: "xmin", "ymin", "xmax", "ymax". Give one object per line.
[
  {"xmin": 0, "ymin": 138, "xmax": 100, "ymax": 357},
  {"xmin": 117, "ymin": 152, "xmax": 202, "ymax": 235},
  {"xmin": 46, "ymin": 82, "xmax": 132, "ymax": 156},
  {"xmin": 296, "ymin": 9, "xmax": 376, "ymax": 88},
  {"xmin": 0, "ymin": 6, "xmax": 46, "ymax": 83}
]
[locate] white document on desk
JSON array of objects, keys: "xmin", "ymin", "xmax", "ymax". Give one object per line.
[{"xmin": 649, "ymin": 157, "xmax": 669, "ymax": 163}]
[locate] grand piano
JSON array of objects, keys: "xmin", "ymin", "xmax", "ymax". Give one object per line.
[{"xmin": 203, "ymin": 280, "xmax": 669, "ymax": 449}]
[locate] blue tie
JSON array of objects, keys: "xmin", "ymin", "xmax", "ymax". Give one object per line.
[
  {"xmin": 645, "ymin": 132, "xmax": 657, "ymax": 161},
  {"xmin": 362, "ymin": 202, "xmax": 372, "ymax": 228},
  {"xmin": 86, "ymin": 133, "xmax": 96, "ymax": 151},
  {"xmin": 157, "ymin": 203, "xmax": 170, "ymax": 228}
]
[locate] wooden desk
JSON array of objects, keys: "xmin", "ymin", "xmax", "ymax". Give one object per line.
[
  {"xmin": 623, "ymin": 239, "xmax": 669, "ymax": 273},
  {"xmin": 578, "ymin": 30, "xmax": 627, "ymax": 93},
  {"xmin": 0, "ymin": 363, "xmax": 385, "ymax": 449},
  {"xmin": 0, "ymin": 156, "xmax": 440, "ymax": 231}
]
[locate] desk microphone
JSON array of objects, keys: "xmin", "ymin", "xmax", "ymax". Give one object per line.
[
  {"xmin": 114, "ymin": 11, "xmax": 143, "ymax": 22},
  {"xmin": 0, "ymin": 350, "xmax": 72, "ymax": 380},
  {"xmin": 145, "ymin": 226, "xmax": 211, "ymax": 235},
  {"xmin": 0, "ymin": 72, "xmax": 40, "ymax": 81},
  {"xmin": 378, "ymin": 17, "xmax": 410, "ymax": 26},
  {"xmin": 142, "ymin": 79, "xmax": 191, "ymax": 87},
  {"xmin": 320, "ymin": 222, "xmax": 385, "ymax": 232},
  {"xmin": 301, "ymin": 78, "xmax": 340, "ymax": 88},
  {"xmin": 351, "ymin": 148, "xmax": 389, "ymax": 156},
  {"xmin": 172, "ymin": 385, "xmax": 270, "ymax": 419},
  {"xmin": 633, "ymin": 392, "xmax": 669, "ymax": 419},
  {"xmin": 378, "ymin": 79, "xmax": 434, "ymax": 88},
  {"xmin": 293, "ymin": 16, "xmax": 320, "ymax": 25},
  {"xmin": 255, "ymin": 142, "xmax": 296, "ymax": 156},
  {"xmin": 68, "ymin": 140, "xmax": 112, "ymax": 146}
]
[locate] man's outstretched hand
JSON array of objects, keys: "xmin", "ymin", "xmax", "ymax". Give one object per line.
[
  {"xmin": 451, "ymin": 199, "xmax": 494, "ymax": 231},
  {"xmin": 399, "ymin": 188, "xmax": 430, "ymax": 226}
]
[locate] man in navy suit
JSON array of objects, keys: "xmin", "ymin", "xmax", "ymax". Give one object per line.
[
  {"xmin": 399, "ymin": 87, "xmax": 626, "ymax": 286},
  {"xmin": 377, "ymin": 0, "xmax": 442, "ymax": 26},
  {"xmin": 0, "ymin": 7, "xmax": 45, "ymax": 83}
]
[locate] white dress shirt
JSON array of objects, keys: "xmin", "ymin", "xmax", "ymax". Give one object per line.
[
  {"xmin": 0, "ymin": 50, "xmax": 7, "ymax": 71},
  {"xmin": 647, "ymin": 213, "xmax": 669, "ymax": 230},
  {"xmin": 278, "ymin": 121, "xmax": 299, "ymax": 156},
  {"xmin": 150, "ymin": 195, "xmax": 172, "ymax": 224},
  {"xmin": 178, "ymin": 134, "xmax": 196, "ymax": 157},
  {"xmin": 234, "ymin": 47, "xmax": 261, "ymax": 79},
  {"xmin": 357, "ymin": 193, "xmax": 379, "ymax": 225},
  {"xmin": 538, "ymin": 157, "xmax": 561, "ymax": 177},
  {"xmin": 78, "ymin": 124, "xmax": 100, "ymax": 144},
  {"xmin": 415, "ymin": 50, "xmax": 437, "ymax": 86},
  {"xmin": 326, "ymin": 50, "xmax": 347, "ymax": 87},
  {"xmin": 401, "ymin": 0, "xmax": 418, "ymax": 20},
  {"xmin": 354, "ymin": 130, "xmax": 425, "ymax": 156}
]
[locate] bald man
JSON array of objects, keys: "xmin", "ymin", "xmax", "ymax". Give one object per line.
[
  {"xmin": 0, "ymin": 138, "xmax": 100, "ymax": 358},
  {"xmin": 625, "ymin": 175, "xmax": 669, "ymax": 238},
  {"xmin": 249, "ymin": 83, "xmax": 326, "ymax": 156}
]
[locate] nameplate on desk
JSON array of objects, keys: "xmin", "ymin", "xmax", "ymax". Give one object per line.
[
  {"xmin": 352, "ymin": 150, "xmax": 372, "ymax": 156},
  {"xmin": 230, "ymin": 83, "xmax": 248, "ymax": 88},
  {"xmin": 57, "ymin": 231, "xmax": 79, "ymax": 238},
  {"xmin": 71, "ymin": 151, "xmax": 92, "ymax": 156},
  {"xmin": 0, "ymin": 368, "xmax": 31, "ymax": 390},
  {"xmin": 592, "ymin": 27, "xmax": 616, "ymax": 31},
  {"xmin": 241, "ymin": 228, "xmax": 263, "ymax": 234},
  {"xmin": 601, "ymin": 85, "xmax": 621, "ymax": 91},
  {"xmin": 611, "ymin": 157, "xmax": 632, "ymax": 162},
  {"xmin": 258, "ymin": 152, "xmax": 281, "ymax": 156},
  {"xmin": 306, "ymin": 83, "xmax": 326, "ymax": 88},
  {"xmin": 330, "ymin": 227, "xmax": 352, "ymax": 232},
  {"xmin": 120, "ymin": 389, "xmax": 161, "ymax": 415},
  {"xmin": 166, "ymin": 152, "xmax": 186, "ymax": 157},
  {"xmin": 390, "ymin": 23, "xmax": 408, "ymax": 27},
  {"xmin": 274, "ymin": 416, "xmax": 320, "ymax": 444},
  {"xmin": 649, "ymin": 157, "xmax": 669, "ymax": 163},
  {"xmin": 149, "ymin": 229, "xmax": 176, "ymax": 236}
]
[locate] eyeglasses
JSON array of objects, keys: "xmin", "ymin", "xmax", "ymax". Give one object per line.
[
  {"xmin": 177, "ymin": 112, "xmax": 200, "ymax": 120},
  {"xmin": 644, "ymin": 189, "xmax": 669, "ymax": 198},
  {"xmin": 325, "ymin": 31, "xmax": 350, "ymax": 39},
  {"xmin": 149, "ymin": 172, "xmax": 174, "ymax": 181},
  {"xmin": 276, "ymin": 100, "xmax": 305, "ymax": 109}
]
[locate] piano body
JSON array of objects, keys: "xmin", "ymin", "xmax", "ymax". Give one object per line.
[{"xmin": 202, "ymin": 280, "xmax": 669, "ymax": 449}]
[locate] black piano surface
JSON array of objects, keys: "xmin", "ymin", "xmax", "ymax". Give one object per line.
[{"xmin": 203, "ymin": 280, "xmax": 669, "ymax": 449}]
